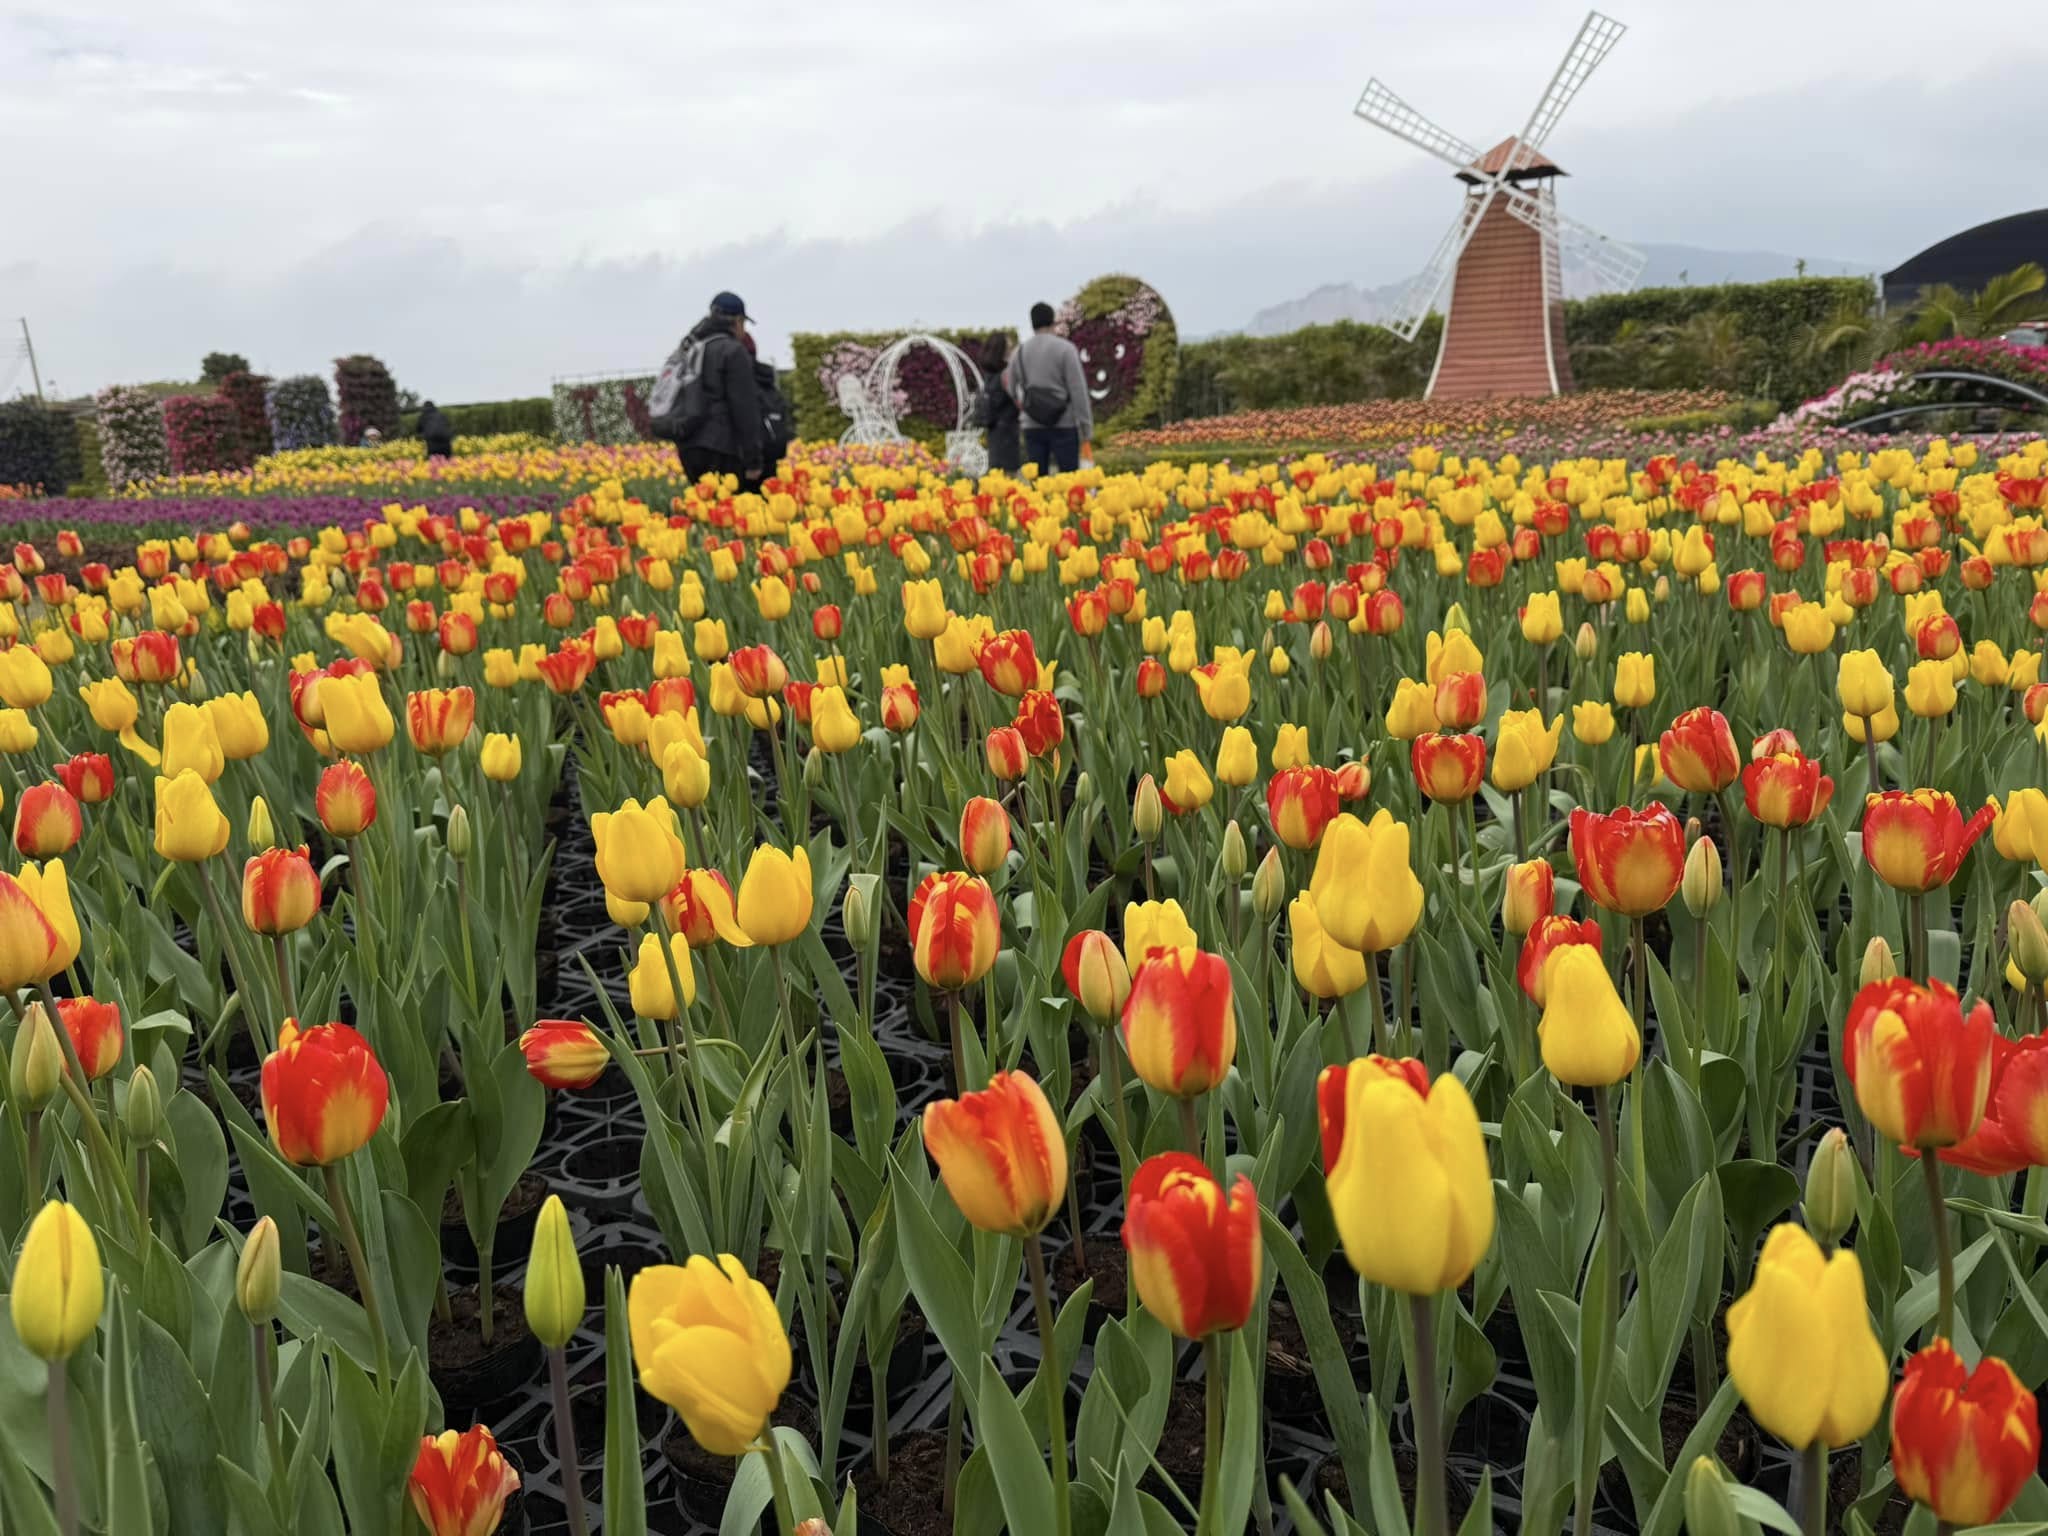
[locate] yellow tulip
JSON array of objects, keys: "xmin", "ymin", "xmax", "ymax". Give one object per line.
[
  {"xmin": 1214, "ymin": 726, "xmax": 1257, "ymax": 787},
  {"xmin": 1384, "ymin": 678, "xmax": 1438, "ymax": 741},
  {"xmin": 1614, "ymin": 652, "xmax": 1655, "ymax": 708},
  {"xmin": 590, "ymin": 798, "xmax": 689, "ymax": 905},
  {"xmin": 809, "ymin": 686, "xmax": 861, "ymax": 754},
  {"xmin": 1492, "ymin": 709, "xmax": 1563, "ymax": 793},
  {"xmin": 661, "ymin": 740, "xmax": 711, "ymax": 808},
  {"xmin": 1289, "ymin": 893, "xmax": 1366, "ymax": 999},
  {"xmin": 1783, "ymin": 602, "xmax": 1835, "ymax": 655},
  {"xmin": 1904, "ymin": 658, "xmax": 1957, "ymax": 719},
  {"xmin": 1163, "ymin": 750, "xmax": 1213, "ymax": 812},
  {"xmin": 1725, "ymin": 1224, "xmax": 1886, "ymax": 1450},
  {"xmin": 901, "ymin": 579, "xmax": 948, "ymax": 641},
  {"xmin": 735, "ymin": 844, "xmax": 811, "ymax": 946},
  {"xmin": 154, "ymin": 771, "xmax": 230, "ymax": 862},
  {"xmin": 629, "ymin": 931, "xmax": 699, "ymax": 1018},
  {"xmin": 629, "ymin": 1255, "xmax": 790, "ymax": 1457},
  {"xmin": 161, "ymin": 702, "xmax": 225, "ymax": 784},
  {"xmin": 1520, "ymin": 591, "xmax": 1563, "ymax": 646},
  {"xmin": 0, "ymin": 709, "xmax": 37, "ymax": 755},
  {"xmin": 18, "ymin": 861, "xmax": 80, "ymax": 976},
  {"xmin": 1572, "ymin": 700, "xmax": 1616, "ymax": 745},
  {"xmin": 204, "ymin": 691, "xmax": 270, "ymax": 760},
  {"xmin": 694, "ymin": 618, "xmax": 730, "ymax": 663},
  {"xmin": 481, "ymin": 733, "xmax": 522, "ymax": 782},
  {"xmin": 10, "ymin": 1201, "xmax": 103, "ymax": 1361},
  {"xmin": 321, "ymin": 672, "xmax": 395, "ymax": 753},
  {"xmin": 1122, "ymin": 897, "xmax": 1198, "ymax": 973},
  {"xmin": 1324, "ymin": 1057, "xmax": 1493, "ymax": 1295},
  {"xmin": 1272, "ymin": 723, "xmax": 1310, "ymax": 770},
  {"xmin": 1836, "ymin": 650, "xmax": 1893, "ymax": 718},
  {"xmin": 1310, "ymin": 810, "xmax": 1423, "ymax": 953},
  {"xmin": 1537, "ymin": 945, "xmax": 1641, "ymax": 1086},
  {"xmin": 0, "ymin": 645, "xmax": 52, "ymax": 709}
]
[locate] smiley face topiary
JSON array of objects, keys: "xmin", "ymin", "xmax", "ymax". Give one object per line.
[{"xmin": 1053, "ymin": 276, "xmax": 1178, "ymax": 441}]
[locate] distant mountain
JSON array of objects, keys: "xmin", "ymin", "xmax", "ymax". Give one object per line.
[{"xmin": 1243, "ymin": 244, "xmax": 1876, "ymax": 337}]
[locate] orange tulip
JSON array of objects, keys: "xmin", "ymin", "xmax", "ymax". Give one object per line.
[
  {"xmin": 518, "ymin": 1020, "xmax": 610, "ymax": 1090},
  {"xmin": 921, "ymin": 1071, "xmax": 1066, "ymax": 1236},
  {"xmin": 405, "ymin": 687, "xmax": 476, "ymax": 756},
  {"xmin": 1659, "ymin": 707, "xmax": 1740, "ymax": 794},
  {"xmin": 1843, "ymin": 977, "xmax": 1993, "ymax": 1150},
  {"xmin": 1862, "ymin": 790, "xmax": 1995, "ymax": 892},
  {"xmin": 977, "ymin": 629, "xmax": 1038, "ymax": 697},
  {"xmin": 1892, "ymin": 1341, "xmax": 2039, "ymax": 1527},
  {"xmin": 1060, "ymin": 929, "xmax": 1131, "ymax": 1024},
  {"xmin": 1432, "ymin": 670, "xmax": 1486, "ymax": 730},
  {"xmin": 316, "ymin": 761, "xmax": 377, "ymax": 839},
  {"xmin": 408, "ymin": 1426, "xmax": 521, "ymax": 1536},
  {"xmin": 1121, "ymin": 1153, "xmax": 1260, "ymax": 1339},
  {"xmin": 535, "ymin": 642, "xmax": 596, "ymax": 695},
  {"xmin": 1742, "ymin": 750, "xmax": 1834, "ymax": 829},
  {"xmin": 57, "ymin": 997, "xmax": 122, "ymax": 1080},
  {"xmin": 730, "ymin": 644, "xmax": 787, "ymax": 698},
  {"xmin": 1937, "ymin": 1033, "xmax": 2048, "ymax": 1176},
  {"xmin": 13, "ymin": 783, "xmax": 80, "ymax": 859},
  {"xmin": 261, "ymin": 1019, "xmax": 390, "ymax": 1166},
  {"xmin": 907, "ymin": 871, "xmax": 1001, "ymax": 990},
  {"xmin": 1411, "ymin": 732, "xmax": 1486, "ymax": 805},
  {"xmin": 1569, "ymin": 804, "xmax": 1684, "ymax": 917},
  {"xmin": 1267, "ymin": 766, "xmax": 1340, "ymax": 850},
  {"xmin": 985, "ymin": 725, "xmax": 1028, "ymax": 781},
  {"xmin": 241, "ymin": 846, "xmax": 322, "ymax": 935},
  {"xmin": 1122, "ymin": 947, "xmax": 1236, "ymax": 1098},
  {"xmin": 958, "ymin": 796, "xmax": 1012, "ymax": 875}
]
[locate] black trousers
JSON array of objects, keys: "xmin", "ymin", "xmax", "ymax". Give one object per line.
[
  {"xmin": 678, "ymin": 445, "xmax": 744, "ymax": 485},
  {"xmin": 425, "ymin": 437, "xmax": 453, "ymax": 459},
  {"xmin": 1023, "ymin": 425, "xmax": 1081, "ymax": 473}
]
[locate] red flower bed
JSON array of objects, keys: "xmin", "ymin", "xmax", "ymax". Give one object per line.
[{"xmin": 1115, "ymin": 388, "xmax": 1737, "ymax": 450}]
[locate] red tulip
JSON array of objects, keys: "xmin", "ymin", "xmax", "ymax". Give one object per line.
[
  {"xmin": 405, "ymin": 687, "xmax": 475, "ymax": 756},
  {"xmin": 921, "ymin": 1071, "xmax": 1066, "ymax": 1236},
  {"xmin": 729, "ymin": 644, "xmax": 787, "ymax": 698},
  {"xmin": 1122, "ymin": 948, "xmax": 1236, "ymax": 1098},
  {"xmin": 977, "ymin": 629, "xmax": 1037, "ymax": 697},
  {"xmin": 261, "ymin": 1019, "xmax": 390, "ymax": 1166},
  {"xmin": 1937, "ymin": 1033, "xmax": 2048, "ymax": 1176},
  {"xmin": 534, "ymin": 642, "xmax": 595, "ymax": 696},
  {"xmin": 55, "ymin": 753, "xmax": 114, "ymax": 806},
  {"xmin": 1135, "ymin": 657, "xmax": 1168, "ymax": 699},
  {"xmin": 316, "ymin": 761, "xmax": 377, "ymax": 839},
  {"xmin": 242, "ymin": 846, "xmax": 322, "ymax": 935},
  {"xmin": 1060, "ymin": 929, "xmax": 1131, "ymax": 1024},
  {"xmin": 1891, "ymin": 1341, "xmax": 2039, "ymax": 1527},
  {"xmin": 959, "ymin": 796, "xmax": 1012, "ymax": 875},
  {"xmin": 1013, "ymin": 690, "xmax": 1063, "ymax": 757},
  {"xmin": 1726, "ymin": 570, "xmax": 1767, "ymax": 611},
  {"xmin": 1267, "ymin": 766, "xmax": 1341, "ymax": 850},
  {"xmin": 408, "ymin": 1426, "xmax": 521, "ymax": 1536},
  {"xmin": 811, "ymin": 604, "xmax": 843, "ymax": 642},
  {"xmin": 985, "ymin": 726, "xmax": 1028, "ymax": 781},
  {"xmin": 1121, "ymin": 1153, "xmax": 1260, "ymax": 1339},
  {"xmin": 1844, "ymin": 977, "xmax": 1993, "ymax": 1150},
  {"xmin": 881, "ymin": 680, "xmax": 920, "ymax": 732},
  {"xmin": 1742, "ymin": 750, "xmax": 1835, "ymax": 830},
  {"xmin": 1569, "ymin": 804, "xmax": 1685, "ymax": 917},
  {"xmin": 1433, "ymin": 671, "xmax": 1486, "ymax": 729},
  {"xmin": 57, "ymin": 997, "xmax": 122, "ymax": 1080}
]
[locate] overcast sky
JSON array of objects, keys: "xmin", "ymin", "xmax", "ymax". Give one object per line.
[{"xmin": 4, "ymin": 0, "xmax": 2045, "ymax": 402}]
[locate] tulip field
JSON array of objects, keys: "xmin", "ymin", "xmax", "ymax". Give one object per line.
[{"xmin": 5, "ymin": 435, "xmax": 2048, "ymax": 1536}]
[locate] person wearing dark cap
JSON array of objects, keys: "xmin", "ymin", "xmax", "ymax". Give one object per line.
[{"xmin": 675, "ymin": 291, "xmax": 765, "ymax": 487}]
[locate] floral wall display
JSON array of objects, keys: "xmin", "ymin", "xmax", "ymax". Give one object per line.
[
  {"xmin": 550, "ymin": 378, "xmax": 657, "ymax": 445},
  {"xmin": 789, "ymin": 329, "xmax": 1007, "ymax": 446},
  {"xmin": 162, "ymin": 394, "xmax": 250, "ymax": 475},
  {"xmin": 94, "ymin": 384, "xmax": 171, "ymax": 491},
  {"xmin": 334, "ymin": 354, "xmax": 401, "ymax": 446},
  {"xmin": 218, "ymin": 370, "xmax": 274, "ymax": 460},
  {"xmin": 1780, "ymin": 338, "xmax": 2048, "ymax": 429},
  {"xmin": 266, "ymin": 375, "xmax": 340, "ymax": 451},
  {"xmin": 1053, "ymin": 273, "xmax": 1178, "ymax": 440}
]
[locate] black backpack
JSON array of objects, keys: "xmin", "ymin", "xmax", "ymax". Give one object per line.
[
  {"xmin": 1014, "ymin": 343, "xmax": 1069, "ymax": 428},
  {"xmin": 648, "ymin": 334, "xmax": 710, "ymax": 440}
]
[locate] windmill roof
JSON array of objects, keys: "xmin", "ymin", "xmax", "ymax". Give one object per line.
[{"xmin": 1457, "ymin": 137, "xmax": 1565, "ymax": 183}]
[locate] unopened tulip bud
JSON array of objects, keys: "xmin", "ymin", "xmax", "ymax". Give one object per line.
[
  {"xmin": 793, "ymin": 1521, "xmax": 833, "ymax": 1536},
  {"xmin": 2011, "ymin": 900, "xmax": 2048, "ymax": 987},
  {"xmin": 1310, "ymin": 621, "xmax": 1332, "ymax": 661},
  {"xmin": 436, "ymin": 649, "xmax": 457, "ymax": 681},
  {"xmin": 1443, "ymin": 601, "xmax": 1469, "ymax": 634},
  {"xmin": 237, "ymin": 1216, "xmax": 282, "ymax": 1323},
  {"xmin": 1804, "ymin": 1128, "xmax": 1857, "ymax": 1247},
  {"xmin": 1253, "ymin": 845, "xmax": 1286, "ymax": 922},
  {"xmin": 1073, "ymin": 771, "xmax": 1093, "ymax": 807},
  {"xmin": 2033, "ymin": 887, "xmax": 2048, "ymax": 933},
  {"xmin": 1133, "ymin": 775, "xmax": 1162, "ymax": 842},
  {"xmin": 447, "ymin": 803, "xmax": 471, "ymax": 862},
  {"xmin": 1221, "ymin": 820, "xmax": 1248, "ymax": 881},
  {"xmin": 1860, "ymin": 935, "xmax": 1897, "ymax": 987},
  {"xmin": 1502, "ymin": 858, "xmax": 1554, "ymax": 938},
  {"xmin": 1574, "ymin": 622, "xmax": 1598, "ymax": 661},
  {"xmin": 248, "ymin": 794, "xmax": 275, "ymax": 852},
  {"xmin": 1683, "ymin": 1457, "xmax": 1740, "ymax": 1536},
  {"xmin": 525, "ymin": 1194, "xmax": 584, "ymax": 1350},
  {"xmin": 803, "ymin": 749, "xmax": 825, "ymax": 788},
  {"xmin": 843, "ymin": 879, "xmax": 873, "ymax": 947},
  {"xmin": 1682, "ymin": 837, "xmax": 1722, "ymax": 917},
  {"xmin": 123, "ymin": 1063, "xmax": 163, "ymax": 1143},
  {"xmin": 10, "ymin": 1001, "xmax": 61, "ymax": 1111}
]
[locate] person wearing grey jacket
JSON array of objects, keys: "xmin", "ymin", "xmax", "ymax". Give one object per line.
[{"xmin": 1005, "ymin": 302, "xmax": 1092, "ymax": 473}]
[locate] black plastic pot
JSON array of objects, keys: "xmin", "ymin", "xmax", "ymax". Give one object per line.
[
  {"xmin": 431, "ymin": 1287, "xmax": 544, "ymax": 1425},
  {"xmin": 441, "ymin": 1169, "xmax": 551, "ymax": 1270}
]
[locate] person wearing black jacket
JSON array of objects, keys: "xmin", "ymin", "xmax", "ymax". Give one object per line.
[
  {"xmin": 978, "ymin": 332, "xmax": 1021, "ymax": 474},
  {"xmin": 676, "ymin": 292, "xmax": 765, "ymax": 486},
  {"xmin": 418, "ymin": 401, "xmax": 453, "ymax": 459},
  {"xmin": 747, "ymin": 350, "xmax": 795, "ymax": 494}
]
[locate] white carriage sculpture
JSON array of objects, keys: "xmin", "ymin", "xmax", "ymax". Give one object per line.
[{"xmin": 837, "ymin": 333, "xmax": 989, "ymax": 478}]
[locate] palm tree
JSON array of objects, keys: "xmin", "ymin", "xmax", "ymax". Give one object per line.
[
  {"xmin": 1649, "ymin": 312, "xmax": 1763, "ymax": 393},
  {"xmin": 1900, "ymin": 262, "xmax": 2048, "ymax": 342}
]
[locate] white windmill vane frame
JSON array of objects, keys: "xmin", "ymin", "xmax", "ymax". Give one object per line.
[{"xmin": 1352, "ymin": 10, "xmax": 1646, "ymax": 346}]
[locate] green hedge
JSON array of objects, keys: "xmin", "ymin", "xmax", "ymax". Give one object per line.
[
  {"xmin": 1167, "ymin": 277, "xmax": 1875, "ymax": 422},
  {"xmin": 1175, "ymin": 318, "xmax": 1443, "ymax": 418},
  {"xmin": 399, "ymin": 398, "xmax": 554, "ymax": 439}
]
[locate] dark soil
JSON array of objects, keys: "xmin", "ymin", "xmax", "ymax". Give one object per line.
[
  {"xmin": 1053, "ymin": 1234, "xmax": 1129, "ymax": 1311},
  {"xmin": 852, "ymin": 1427, "xmax": 953, "ymax": 1536},
  {"xmin": 1316, "ymin": 1445, "xmax": 1476, "ymax": 1532},
  {"xmin": 442, "ymin": 1167, "xmax": 550, "ymax": 1228},
  {"xmin": 1828, "ymin": 1447, "xmax": 1912, "ymax": 1535},
  {"xmin": 428, "ymin": 1284, "xmax": 530, "ymax": 1372},
  {"xmin": 1661, "ymin": 1396, "xmax": 1756, "ymax": 1481},
  {"xmin": 665, "ymin": 1395, "xmax": 818, "ymax": 1519},
  {"xmin": 1140, "ymin": 1378, "xmax": 1208, "ymax": 1506}
]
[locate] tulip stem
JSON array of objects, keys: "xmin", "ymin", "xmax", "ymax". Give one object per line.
[
  {"xmin": 1197, "ymin": 1333, "xmax": 1225, "ymax": 1536},
  {"xmin": 1179, "ymin": 1095, "xmax": 1203, "ymax": 1162},
  {"xmin": 758, "ymin": 1432, "xmax": 799, "ymax": 1536},
  {"xmin": 321, "ymin": 1162, "xmax": 393, "ymax": 1382},
  {"xmin": 1101, "ymin": 1025, "xmax": 1134, "ymax": 1189},
  {"xmin": 1909, "ymin": 891, "xmax": 1928, "ymax": 982},
  {"xmin": 1798, "ymin": 1441, "xmax": 1827, "ymax": 1536},
  {"xmin": 1024, "ymin": 1236, "xmax": 1072, "ymax": 1536},
  {"xmin": 35, "ymin": 983, "xmax": 144, "ymax": 1247},
  {"xmin": 47, "ymin": 1359, "xmax": 76, "ymax": 1536},
  {"xmin": 1576, "ymin": 1085, "xmax": 1621, "ymax": 1536},
  {"xmin": 1923, "ymin": 1151, "xmax": 1954, "ymax": 1342},
  {"xmin": 1363, "ymin": 951, "xmax": 1389, "ymax": 1058},
  {"xmin": 199, "ymin": 862, "xmax": 272, "ymax": 1055},
  {"xmin": 1408, "ymin": 1292, "xmax": 1445, "ymax": 1536},
  {"xmin": 947, "ymin": 988, "xmax": 967, "ymax": 1095},
  {"xmin": 253, "ymin": 1321, "xmax": 288, "ymax": 1526},
  {"xmin": 1629, "ymin": 917, "xmax": 1649, "ymax": 1200},
  {"xmin": 270, "ymin": 932, "xmax": 296, "ymax": 1021},
  {"xmin": 1716, "ymin": 789, "xmax": 1744, "ymax": 978},
  {"xmin": 548, "ymin": 1344, "xmax": 590, "ymax": 1536}
]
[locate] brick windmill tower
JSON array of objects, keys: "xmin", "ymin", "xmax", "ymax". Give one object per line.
[{"xmin": 1353, "ymin": 11, "xmax": 1646, "ymax": 400}]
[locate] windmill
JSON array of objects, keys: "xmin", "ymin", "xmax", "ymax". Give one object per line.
[{"xmin": 1354, "ymin": 11, "xmax": 1646, "ymax": 399}]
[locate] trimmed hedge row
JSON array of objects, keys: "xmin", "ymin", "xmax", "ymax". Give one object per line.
[
  {"xmin": 0, "ymin": 400, "xmax": 84, "ymax": 495},
  {"xmin": 1168, "ymin": 277, "xmax": 1875, "ymax": 422},
  {"xmin": 399, "ymin": 398, "xmax": 553, "ymax": 440}
]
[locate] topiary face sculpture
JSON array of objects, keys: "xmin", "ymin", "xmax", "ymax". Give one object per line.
[{"xmin": 1054, "ymin": 276, "xmax": 1178, "ymax": 440}]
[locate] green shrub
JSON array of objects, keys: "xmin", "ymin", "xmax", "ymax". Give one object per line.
[
  {"xmin": 0, "ymin": 400, "xmax": 82, "ymax": 495},
  {"xmin": 1175, "ymin": 319, "xmax": 1443, "ymax": 418},
  {"xmin": 399, "ymin": 398, "xmax": 554, "ymax": 439},
  {"xmin": 1617, "ymin": 399, "xmax": 1780, "ymax": 434}
]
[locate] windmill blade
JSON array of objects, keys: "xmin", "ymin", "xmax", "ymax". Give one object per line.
[
  {"xmin": 1376, "ymin": 191, "xmax": 1498, "ymax": 342},
  {"xmin": 1353, "ymin": 78, "xmax": 1482, "ymax": 173},
  {"xmin": 1505, "ymin": 9, "xmax": 1627, "ymax": 174},
  {"xmin": 1499, "ymin": 186, "xmax": 1647, "ymax": 294}
]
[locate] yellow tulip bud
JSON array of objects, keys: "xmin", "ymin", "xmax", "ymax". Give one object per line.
[
  {"xmin": 10, "ymin": 1001, "xmax": 62, "ymax": 1111},
  {"xmin": 237, "ymin": 1216, "xmax": 282, "ymax": 1323},
  {"xmin": 1574, "ymin": 622, "xmax": 1598, "ymax": 661},
  {"xmin": 446, "ymin": 804, "xmax": 472, "ymax": 863},
  {"xmin": 1860, "ymin": 935, "xmax": 1897, "ymax": 987},
  {"xmin": 1682, "ymin": 837, "xmax": 1723, "ymax": 917},
  {"xmin": 1221, "ymin": 820, "xmax": 1248, "ymax": 881},
  {"xmin": 843, "ymin": 879, "xmax": 873, "ymax": 948},
  {"xmin": 1133, "ymin": 775, "xmax": 1162, "ymax": 842},
  {"xmin": 12, "ymin": 1201, "xmax": 103, "ymax": 1360},
  {"xmin": 1684, "ymin": 1458, "xmax": 1741, "ymax": 1536},
  {"xmin": 1253, "ymin": 846, "xmax": 1286, "ymax": 922},
  {"xmin": 248, "ymin": 795, "xmax": 275, "ymax": 852},
  {"xmin": 1804, "ymin": 1128, "xmax": 1858, "ymax": 1248}
]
